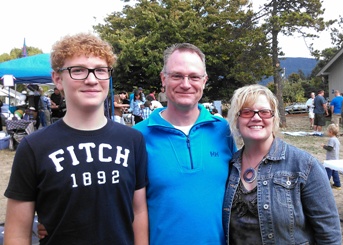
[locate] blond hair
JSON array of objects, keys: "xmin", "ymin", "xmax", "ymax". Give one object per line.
[
  {"xmin": 327, "ymin": 123, "xmax": 339, "ymax": 136},
  {"xmin": 228, "ymin": 84, "xmax": 280, "ymax": 139},
  {"xmin": 50, "ymin": 33, "xmax": 117, "ymax": 72}
]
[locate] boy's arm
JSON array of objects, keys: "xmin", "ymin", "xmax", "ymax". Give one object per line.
[
  {"xmin": 4, "ymin": 199, "xmax": 35, "ymax": 245},
  {"xmin": 132, "ymin": 187, "xmax": 149, "ymax": 245},
  {"xmin": 323, "ymin": 145, "xmax": 334, "ymax": 151}
]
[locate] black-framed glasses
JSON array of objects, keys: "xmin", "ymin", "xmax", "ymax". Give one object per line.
[
  {"xmin": 238, "ymin": 109, "xmax": 274, "ymax": 119},
  {"xmin": 165, "ymin": 73, "xmax": 206, "ymax": 82},
  {"xmin": 58, "ymin": 66, "xmax": 112, "ymax": 80}
]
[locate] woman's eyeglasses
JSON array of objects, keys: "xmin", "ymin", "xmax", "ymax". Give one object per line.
[{"xmin": 238, "ymin": 109, "xmax": 274, "ymax": 119}]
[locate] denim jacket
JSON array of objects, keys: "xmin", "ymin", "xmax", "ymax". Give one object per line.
[{"xmin": 223, "ymin": 138, "xmax": 341, "ymax": 245}]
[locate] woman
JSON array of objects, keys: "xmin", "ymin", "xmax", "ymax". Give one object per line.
[
  {"xmin": 132, "ymin": 90, "xmax": 144, "ymax": 125},
  {"xmin": 223, "ymin": 84, "xmax": 341, "ymax": 244}
]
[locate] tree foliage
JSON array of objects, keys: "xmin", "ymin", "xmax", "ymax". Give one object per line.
[
  {"xmin": 0, "ymin": 47, "xmax": 43, "ymax": 63},
  {"xmin": 282, "ymin": 80, "xmax": 305, "ymax": 103},
  {"xmin": 94, "ymin": 0, "xmax": 272, "ymax": 100},
  {"xmin": 330, "ymin": 16, "xmax": 343, "ymax": 49},
  {"xmin": 251, "ymin": 0, "xmax": 328, "ymax": 127}
]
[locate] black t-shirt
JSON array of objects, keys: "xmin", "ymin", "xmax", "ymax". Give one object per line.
[{"xmin": 5, "ymin": 119, "xmax": 148, "ymax": 245}]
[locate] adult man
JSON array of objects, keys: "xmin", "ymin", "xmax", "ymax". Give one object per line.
[
  {"xmin": 157, "ymin": 86, "xmax": 167, "ymax": 107},
  {"xmin": 330, "ymin": 90, "xmax": 343, "ymax": 126},
  {"xmin": 134, "ymin": 43, "xmax": 237, "ymax": 245},
  {"xmin": 305, "ymin": 92, "xmax": 315, "ymax": 129},
  {"xmin": 114, "ymin": 91, "xmax": 130, "ymax": 125},
  {"xmin": 38, "ymin": 87, "xmax": 51, "ymax": 127},
  {"xmin": 4, "ymin": 33, "xmax": 148, "ymax": 244},
  {"xmin": 313, "ymin": 89, "xmax": 328, "ymax": 132},
  {"xmin": 50, "ymin": 87, "xmax": 62, "ymax": 118}
]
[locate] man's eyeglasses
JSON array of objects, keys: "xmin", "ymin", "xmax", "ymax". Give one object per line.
[
  {"xmin": 165, "ymin": 73, "xmax": 206, "ymax": 82},
  {"xmin": 58, "ymin": 66, "xmax": 112, "ymax": 80},
  {"xmin": 238, "ymin": 109, "xmax": 274, "ymax": 119}
]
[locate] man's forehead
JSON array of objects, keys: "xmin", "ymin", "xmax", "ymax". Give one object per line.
[{"xmin": 166, "ymin": 50, "xmax": 204, "ymax": 70}]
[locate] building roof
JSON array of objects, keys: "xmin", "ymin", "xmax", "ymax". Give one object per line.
[{"xmin": 317, "ymin": 46, "xmax": 343, "ymax": 76}]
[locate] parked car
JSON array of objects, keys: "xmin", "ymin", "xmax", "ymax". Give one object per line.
[{"xmin": 285, "ymin": 102, "xmax": 308, "ymax": 114}]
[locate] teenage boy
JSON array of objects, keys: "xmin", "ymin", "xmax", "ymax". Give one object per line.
[{"xmin": 4, "ymin": 33, "xmax": 148, "ymax": 245}]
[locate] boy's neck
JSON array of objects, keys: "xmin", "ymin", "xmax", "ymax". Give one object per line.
[{"xmin": 62, "ymin": 109, "xmax": 107, "ymax": 130}]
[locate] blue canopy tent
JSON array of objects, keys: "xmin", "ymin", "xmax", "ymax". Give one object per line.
[
  {"xmin": 0, "ymin": 53, "xmax": 115, "ymax": 118},
  {"xmin": 0, "ymin": 53, "xmax": 53, "ymax": 83}
]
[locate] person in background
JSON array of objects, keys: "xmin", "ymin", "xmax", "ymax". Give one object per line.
[
  {"xmin": 157, "ymin": 86, "xmax": 167, "ymax": 107},
  {"xmin": 38, "ymin": 87, "xmax": 51, "ymax": 127},
  {"xmin": 138, "ymin": 87, "xmax": 146, "ymax": 102},
  {"xmin": 132, "ymin": 90, "xmax": 144, "ymax": 125},
  {"xmin": 313, "ymin": 89, "xmax": 328, "ymax": 133},
  {"xmin": 148, "ymin": 89, "xmax": 156, "ymax": 101},
  {"xmin": 50, "ymin": 87, "xmax": 62, "ymax": 119},
  {"xmin": 128, "ymin": 89, "xmax": 135, "ymax": 112},
  {"xmin": 25, "ymin": 86, "xmax": 41, "ymax": 129},
  {"xmin": 305, "ymin": 92, "xmax": 315, "ymax": 129},
  {"xmin": 223, "ymin": 84, "xmax": 341, "ymax": 244},
  {"xmin": 134, "ymin": 43, "xmax": 237, "ymax": 245},
  {"xmin": 140, "ymin": 100, "xmax": 152, "ymax": 120},
  {"xmin": 146, "ymin": 94, "xmax": 163, "ymax": 110},
  {"xmin": 4, "ymin": 33, "xmax": 148, "ymax": 245},
  {"xmin": 121, "ymin": 92, "xmax": 132, "ymax": 125},
  {"xmin": 122, "ymin": 91, "xmax": 130, "ymax": 105},
  {"xmin": 322, "ymin": 123, "xmax": 341, "ymax": 190},
  {"xmin": 330, "ymin": 90, "xmax": 343, "ymax": 126},
  {"xmin": 113, "ymin": 91, "xmax": 130, "ymax": 125},
  {"xmin": 221, "ymin": 108, "xmax": 229, "ymax": 121},
  {"xmin": 211, "ymin": 108, "xmax": 223, "ymax": 118}
]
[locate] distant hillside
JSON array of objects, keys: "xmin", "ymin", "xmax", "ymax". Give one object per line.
[{"xmin": 260, "ymin": 57, "xmax": 318, "ymax": 85}]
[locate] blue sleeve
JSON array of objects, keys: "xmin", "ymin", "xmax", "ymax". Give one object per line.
[{"xmin": 226, "ymin": 125, "xmax": 237, "ymax": 154}]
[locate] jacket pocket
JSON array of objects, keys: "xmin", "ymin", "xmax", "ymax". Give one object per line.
[{"xmin": 273, "ymin": 173, "xmax": 300, "ymax": 207}]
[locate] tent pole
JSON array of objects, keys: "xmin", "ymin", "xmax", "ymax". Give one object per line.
[
  {"xmin": 110, "ymin": 77, "xmax": 114, "ymax": 120},
  {"xmin": 15, "ymin": 83, "xmax": 17, "ymax": 106}
]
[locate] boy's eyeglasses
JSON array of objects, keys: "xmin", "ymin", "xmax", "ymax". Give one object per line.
[
  {"xmin": 238, "ymin": 109, "xmax": 274, "ymax": 119},
  {"xmin": 58, "ymin": 66, "xmax": 112, "ymax": 80}
]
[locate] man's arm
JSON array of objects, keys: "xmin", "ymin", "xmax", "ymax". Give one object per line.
[
  {"xmin": 323, "ymin": 102, "xmax": 328, "ymax": 115},
  {"xmin": 132, "ymin": 187, "xmax": 149, "ymax": 245},
  {"xmin": 114, "ymin": 96, "xmax": 130, "ymax": 109},
  {"xmin": 114, "ymin": 101, "xmax": 130, "ymax": 108},
  {"xmin": 4, "ymin": 199, "xmax": 35, "ymax": 245}
]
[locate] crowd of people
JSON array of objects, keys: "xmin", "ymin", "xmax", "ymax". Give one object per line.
[
  {"xmin": 4, "ymin": 85, "xmax": 66, "ymax": 131},
  {"xmin": 3, "ymin": 33, "xmax": 342, "ymax": 245}
]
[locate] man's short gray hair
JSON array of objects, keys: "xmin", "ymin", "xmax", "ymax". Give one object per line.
[{"xmin": 161, "ymin": 43, "xmax": 206, "ymax": 73}]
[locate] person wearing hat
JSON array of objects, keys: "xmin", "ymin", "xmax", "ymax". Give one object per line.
[
  {"xmin": 113, "ymin": 91, "xmax": 130, "ymax": 125},
  {"xmin": 138, "ymin": 87, "xmax": 146, "ymax": 102}
]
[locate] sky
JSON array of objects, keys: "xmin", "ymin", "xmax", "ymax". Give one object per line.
[{"xmin": 0, "ymin": 0, "xmax": 340, "ymax": 58}]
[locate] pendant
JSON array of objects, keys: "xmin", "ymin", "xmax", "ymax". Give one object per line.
[{"xmin": 243, "ymin": 167, "xmax": 257, "ymax": 183}]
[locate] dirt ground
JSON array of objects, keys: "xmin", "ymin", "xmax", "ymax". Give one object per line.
[{"xmin": 0, "ymin": 114, "xmax": 343, "ymax": 239}]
